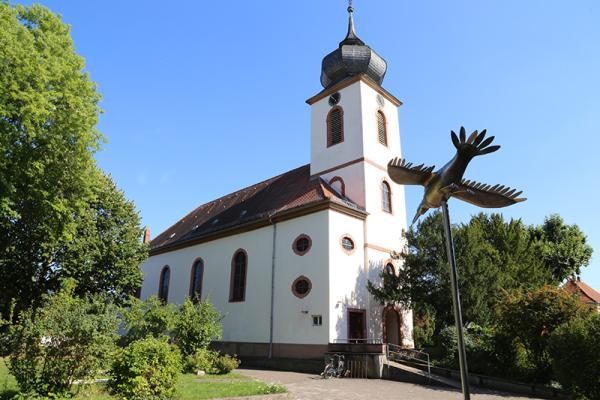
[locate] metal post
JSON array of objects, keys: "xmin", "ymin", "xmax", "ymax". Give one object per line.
[{"xmin": 441, "ymin": 200, "xmax": 470, "ymax": 400}]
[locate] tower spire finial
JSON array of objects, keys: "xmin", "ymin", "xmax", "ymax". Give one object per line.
[{"xmin": 341, "ymin": 0, "xmax": 363, "ymax": 45}]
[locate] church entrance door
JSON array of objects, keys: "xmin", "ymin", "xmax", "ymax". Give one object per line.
[
  {"xmin": 348, "ymin": 309, "xmax": 366, "ymax": 343},
  {"xmin": 384, "ymin": 307, "xmax": 401, "ymax": 345}
]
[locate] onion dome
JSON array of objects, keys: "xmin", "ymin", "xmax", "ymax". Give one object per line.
[{"xmin": 320, "ymin": 4, "xmax": 388, "ymax": 88}]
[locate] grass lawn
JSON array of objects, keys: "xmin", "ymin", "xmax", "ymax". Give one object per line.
[{"xmin": 0, "ymin": 358, "xmax": 286, "ymax": 399}]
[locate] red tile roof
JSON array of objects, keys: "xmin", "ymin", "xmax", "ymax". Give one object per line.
[
  {"xmin": 564, "ymin": 279, "xmax": 600, "ymax": 304},
  {"xmin": 149, "ymin": 164, "xmax": 365, "ymax": 255}
]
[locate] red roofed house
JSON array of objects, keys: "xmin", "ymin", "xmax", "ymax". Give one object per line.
[
  {"xmin": 140, "ymin": 6, "xmax": 414, "ymax": 365},
  {"xmin": 564, "ymin": 279, "xmax": 600, "ymax": 313}
]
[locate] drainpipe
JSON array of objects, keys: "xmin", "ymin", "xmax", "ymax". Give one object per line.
[
  {"xmin": 268, "ymin": 215, "xmax": 277, "ymax": 359},
  {"xmin": 363, "ymin": 216, "xmax": 370, "ymax": 341}
]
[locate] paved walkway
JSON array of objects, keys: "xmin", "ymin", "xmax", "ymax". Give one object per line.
[{"xmin": 238, "ymin": 368, "xmax": 543, "ymax": 400}]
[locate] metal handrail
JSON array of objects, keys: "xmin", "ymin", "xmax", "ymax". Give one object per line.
[
  {"xmin": 332, "ymin": 338, "xmax": 383, "ymax": 344},
  {"xmin": 386, "ymin": 343, "xmax": 431, "ymax": 377}
]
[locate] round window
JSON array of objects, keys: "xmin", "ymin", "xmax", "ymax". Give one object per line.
[
  {"xmin": 292, "ymin": 234, "xmax": 312, "ymax": 256},
  {"xmin": 341, "ymin": 236, "xmax": 354, "ymax": 251},
  {"xmin": 292, "ymin": 276, "xmax": 312, "ymax": 298}
]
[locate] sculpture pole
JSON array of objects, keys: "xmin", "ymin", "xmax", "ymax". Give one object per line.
[{"xmin": 441, "ymin": 200, "xmax": 470, "ymax": 400}]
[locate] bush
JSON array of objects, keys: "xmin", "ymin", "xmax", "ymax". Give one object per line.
[
  {"xmin": 494, "ymin": 286, "xmax": 583, "ymax": 383},
  {"xmin": 213, "ymin": 354, "xmax": 240, "ymax": 374},
  {"xmin": 184, "ymin": 348, "xmax": 239, "ymax": 375},
  {"xmin": 549, "ymin": 312, "xmax": 600, "ymax": 400},
  {"xmin": 120, "ymin": 296, "xmax": 175, "ymax": 345},
  {"xmin": 109, "ymin": 337, "xmax": 181, "ymax": 400},
  {"xmin": 172, "ymin": 298, "xmax": 222, "ymax": 358},
  {"xmin": 2, "ymin": 282, "xmax": 117, "ymax": 396},
  {"xmin": 184, "ymin": 348, "xmax": 219, "ymax": 374}
]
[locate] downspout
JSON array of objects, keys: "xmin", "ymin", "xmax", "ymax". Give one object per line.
[
  {"xmin": 363, "ymin": 216, "xmax": 370, "ymax": 341},
  {"xmin": 268, "ymin": 214, "xmax": 277, "ymax": 359}
]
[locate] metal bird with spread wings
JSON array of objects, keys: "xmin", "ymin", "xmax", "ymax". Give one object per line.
[{"xmin": 388, "ymin": 127, "xmax": 526, "ymax": 224}]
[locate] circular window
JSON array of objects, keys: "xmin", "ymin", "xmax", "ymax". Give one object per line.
[
  {"xmin": 292, "ymin": 234, "xmax": 312, "ymax": 256},
  {"xmin": 340, "ymin": 235, "xmax": 355, "ymax": 253},
  {"xmin": 292, "ymin": 276, "xmax": 312, "ymax": 299}
]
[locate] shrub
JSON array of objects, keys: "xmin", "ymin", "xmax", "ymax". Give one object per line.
[
  {"xmin": 494, "ymin": 286, "xmax": 583, "ymax": 382},
  {"xmin": 213, "ymin": 354, "xmax": 240, "ymax": 374},
  {"xmin": 172, "ymin": 298, "xmax": 222, "ymax": 358},
  {"xmin": 184, "ymin": 348, "xmax": 219, "ymax": 374},
  {"xmin": 2, "ymin": 282, "xmax": 117, "ymax": 396},
  {"xmin": 120, "ymin": 296, "xmax": 175, "ymax": 345},
  {"xmin": 549, "ymin": 312, "xmax": 600, "ymax": 400},
  {"xmin": 184, "ymin": 348, "xmax": 239, "ymax": 375},
  {"xmin": 109, "ymin": 337, "xmax": 181, "ymax": 400}
]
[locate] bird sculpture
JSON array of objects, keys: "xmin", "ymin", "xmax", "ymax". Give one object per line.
[{"xmin": 388, "ymin": 127, "xmax": 526, "ymax": 224}]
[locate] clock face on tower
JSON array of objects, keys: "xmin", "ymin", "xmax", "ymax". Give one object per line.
[
  {"xmin": 376, "ymin": 94, "xmax": 385, "ymax": 107},
  {"xmin": 328, "ymin": 92, "xmax": 341, "ymax": 106}
]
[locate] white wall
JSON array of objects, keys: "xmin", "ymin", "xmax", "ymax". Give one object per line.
[
  {"xmin": 141, "ymin": 210, "xmax": 332, "ymax": 345},
  {"xmin": 327, "ymin": 210, "xmax": 366, "ymax": 343},
  {"xmin": 272, "ymin": 211, "xmax": 330, "ymax": 344}
]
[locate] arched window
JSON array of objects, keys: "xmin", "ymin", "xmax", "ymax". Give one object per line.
[
  {"xmin": 382, "ymin": 181, "xmax": 392, "ymax": 213},
  {"xmin": 385, "ymin": 263, "xmax": 395, "ymax": 275},
  {"xmin": 190, "ymin": 259, "xmax": 204, "ymax": 301},
  {"xmin": 229, "ymin": 250, "xmax": 247, "ymax": 302},
  {"xmin": 158, "ymin": 266, "xmax": 170, "ymax": 303},
  {"xmin": 329, "ymin": 176, "xmax": 345, "ymax": 196},
  {"xmin": 327, "ymin": 107, "xmax": 344, "ymax": 147},
  {"xmin": 377, "ymin": 110, "xmax": 387, "ymax": 146}
]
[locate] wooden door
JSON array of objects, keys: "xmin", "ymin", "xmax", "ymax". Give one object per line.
[{"xmin": 348, "ymin": 309, "xmax": 366, "ymax": 343}]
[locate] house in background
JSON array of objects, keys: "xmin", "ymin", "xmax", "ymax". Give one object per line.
[
  {"xmin": 140, "ymin": 5, "xmax": 414, "ymax": 362},
  {"xmin": 564, "ymin": 278, "xmax": 600, "ymax": 313}
]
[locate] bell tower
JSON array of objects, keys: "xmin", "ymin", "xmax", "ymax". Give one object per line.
[{"xmin": 306, "ymin": 4, "xmax": 407, "ymax": 242}]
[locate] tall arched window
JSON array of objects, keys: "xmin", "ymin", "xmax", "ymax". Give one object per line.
[
  {"xmin": 382, "ymin": 181, "xmax": 392, "ymax": 213},
  {"xmin": 327, "ymin": 107, "xmax": 344, "ymax": 147},
  {"xmin": 158, "ymin": 266, "xmax": 170, "ymax": 303},
  {"xmin": 229, "ymin": 250, "xmax": 247, "ymax": 302},
  {"xmin": 377, "ymin": 110, "xmax": 387, "ymax": 146},
  {"xmin": 190, "ymin": 259, "xmax": 204, "ymax": 301}
]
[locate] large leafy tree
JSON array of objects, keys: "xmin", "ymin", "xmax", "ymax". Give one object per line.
[
  {"xmin": 368, "ymin": 212, "xmax": 592, "ymax": 332},
  {"xmin": 0, "ymin": 3, "xmax": 146, "ymax": 319}
]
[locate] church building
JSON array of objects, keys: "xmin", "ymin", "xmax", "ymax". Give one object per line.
[{"xmin": 140, "ymin": 5, "xmax": 414, "ymax": 360}]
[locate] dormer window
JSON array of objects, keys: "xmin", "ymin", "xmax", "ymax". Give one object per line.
[
  {"xmin": 377, "ymin": 110, "xmax": 387, "ymax": 146},
  {"xmin": 327, "ymin": 107, "xmax": 344, "ymax": 147}
]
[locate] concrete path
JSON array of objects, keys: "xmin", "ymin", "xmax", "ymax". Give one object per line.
[{"xmin": 238, "ymin": 368, "xmax": 543, "ymax": 400}]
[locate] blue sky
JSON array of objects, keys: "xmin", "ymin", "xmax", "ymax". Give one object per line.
[{"xmin": 15, "ymin": 1, "xmax": 600, "ymax": 288}]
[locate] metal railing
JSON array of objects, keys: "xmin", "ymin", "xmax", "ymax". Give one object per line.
[
  {"xmin": 386, "ymin": 343, "xmax": 431, "ymax": 377},
  {"xmin": 331, "ymin": 337, "xmax": 383, "ymax": 344}
]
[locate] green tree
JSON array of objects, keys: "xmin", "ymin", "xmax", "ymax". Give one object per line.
[
  {"xmin": 532, "ymin": 214, "xmax": 593, "ymax": 282},
  {"xmin": 0, "ymin": 3, "xmax": 147, "ymax": 318},
  {"xmin": 368, "ymin": 212, "xmax": 592, "ymax": 333},
  {"xmin": 56, "ymin": 171, "xmax": 147, "ymax": 304}
]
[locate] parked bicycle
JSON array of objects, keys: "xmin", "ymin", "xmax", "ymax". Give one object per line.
[{"xmin": 321, "ymin": 354, "xmax": 347, "ymax": 378}]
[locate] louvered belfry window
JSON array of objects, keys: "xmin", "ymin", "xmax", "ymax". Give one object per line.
[
  {"xmin": 327, "ymin": 107, "xmax": 344, "ymax": 147},
  {"xmin": 377, "ymin": 110, "xmax": 387, "ymax": 146},
  {"xmin": 230, "ymin": 251, "xmax": 247, "ymax": 302}
]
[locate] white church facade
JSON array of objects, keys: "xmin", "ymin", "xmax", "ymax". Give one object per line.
[{"xmin": 140, "ymin": 5, "xmax": 414, "ymax": 360}]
